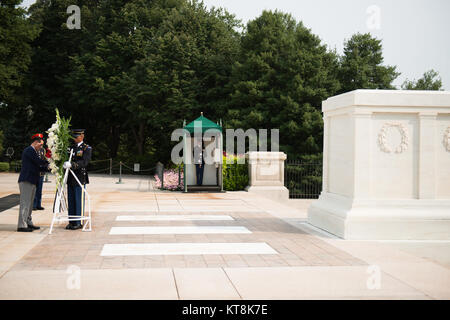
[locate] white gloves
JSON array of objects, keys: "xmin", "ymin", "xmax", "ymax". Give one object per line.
[{"xmin": 63, "ymin": 161, "xmax": 72, "ymax": 169}]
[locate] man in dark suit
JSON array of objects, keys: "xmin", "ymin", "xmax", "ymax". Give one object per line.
[
  {"xmin": 66, "ymin": 129, "xmax": 92, "ymax": 230},
  {"xmin": 17, "ymin": 133, "xmax": 49, "ymax": 232}
]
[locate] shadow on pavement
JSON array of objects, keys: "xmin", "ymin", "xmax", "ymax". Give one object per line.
[{"xmin": 0, "ymin": 194, "xmax": 19, "ymax": 213}]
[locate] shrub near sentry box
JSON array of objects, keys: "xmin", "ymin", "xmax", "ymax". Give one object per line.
[
  {"xmin": 0, "ymin": 162, "xmax": 9, "ymax": 172},
  {"xmin": 222, "ymin": 153, "xmax": 248, "ymax": 191}
]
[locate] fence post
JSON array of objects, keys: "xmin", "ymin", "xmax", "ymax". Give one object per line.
[
  {"xmin": 178, "ymin": 166, "xmax": 181, "ymax": 188},
  {"xmin": 116, "ymin": 161, "xmax": 123, "ymax": 184},
  {"xmin": 109, "ymin": 158, "xmax": 112, "ymax": 175}
]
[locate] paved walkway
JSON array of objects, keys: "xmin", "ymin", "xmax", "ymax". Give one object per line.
[{"xmin": 0, "ymin": 173, "xmax": 449, "ymax": 299}]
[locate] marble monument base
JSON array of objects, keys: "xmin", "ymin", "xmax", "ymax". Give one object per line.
[
  {"xmin": 245, "ymin": 185, "xmax": 289, "ymax": 203},
  {"xmin": 308, "ymin": 192, "xmax": 450, "ymax": 240}
]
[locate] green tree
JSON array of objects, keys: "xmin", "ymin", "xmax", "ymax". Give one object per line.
[
  {"xmin": 225, "ymin": 10, "xmax": 340, "ymax": 157},
  {"xmin": 0, "ymin": 130, "xmax": 4, "ymax": 156},
  {"xmin": 65, "ymin": 0, "xmax": 240, "ymax": 163},
  {"xmin": 1, "ymin": 0, "xmax": 85, "ymax": 160},
  {"xmin": 401, "ymin": 69, "xmax": 443, "ymax": 90},
  {"xmin": 338, "ymin": 33, "xmax": 399, "ymax": 93},
  {"xmin": 0, "ymin": 0, "xmax": 38, "ymax": 104},
  {"xmin": 25, "ymin": 0, "xmax": 86, "ymax": 130}
]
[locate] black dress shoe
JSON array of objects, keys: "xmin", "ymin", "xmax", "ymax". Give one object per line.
[
  {"xmin": 28, "ymin": 225, "xmax": 40, "ymax": 230},
  {"xmin": 65, "ymin": 224, "xmax": 75, "ymax": 230},
  {"xmin": 32, "ymin": 207, "xmax": 37, "ymax": 211},
  {"xmin": 36, "ymin": 207, "xmax": 45, "ymax": 210},
  {"xmin": 72, "ymin": 224, "xmax": 82, "ymax": 230},
  {"xmin": 17, "ymin": 227, "xmax": 33, "ymax": 232}
]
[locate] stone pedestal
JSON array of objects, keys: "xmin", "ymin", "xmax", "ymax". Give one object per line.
[
  {"xmin": 245, "ymin": 152, "xmax": 289, "ymax": 202},
  {"xmin": 308, "ymin": 90, "xmax": 450, "ymax": 240}
]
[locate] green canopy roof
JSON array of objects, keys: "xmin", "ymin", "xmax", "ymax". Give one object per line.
[{"xmin": 183, "ymin": 114, "xmax": 222, "ymax": 134}]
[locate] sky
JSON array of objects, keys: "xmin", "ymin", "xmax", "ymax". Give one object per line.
[{"xmin": 21, "ymin": 0, "xmax": 450, "ymax": 90}]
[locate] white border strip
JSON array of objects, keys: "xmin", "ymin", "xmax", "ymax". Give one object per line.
[
  {"xmin": 101, "ymin": 242, "xmax": 277, "ymax": 256},
  {"xmin": 109, "ymin": 226, "xmax": 251, "ymax": 235},
  {"xmin": 116, "ymin": 215, "xmax": 234, "ymax": 221},
  {"xmin": 95, "ymin": 209, "xmax": 260, "ymax": 213}
]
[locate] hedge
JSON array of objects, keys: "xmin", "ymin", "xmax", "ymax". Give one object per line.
[
  {"xmin": 222, "ymin": 154, "xmax": 248, "ymax": 191},
  {"xmin": 0, "ymin": 162, "xmax": 10, "ymax": 172}
]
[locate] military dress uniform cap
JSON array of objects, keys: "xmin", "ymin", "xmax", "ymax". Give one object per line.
[
  {"xmin": 71, "ymin": 129, "xmax": 85, "ymax": 137},
  {"xmin": 31, "ymin": 133, "xmax": 44, "ymax": 140}
]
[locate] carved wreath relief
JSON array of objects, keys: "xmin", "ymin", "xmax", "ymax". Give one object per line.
[
  {"xmin": 444, "ymin": 127, "xmax": 450, "ymax": 152},
  {"xmin": 378, "ymin": 122, "xmax": 409, "ymax": 154}
]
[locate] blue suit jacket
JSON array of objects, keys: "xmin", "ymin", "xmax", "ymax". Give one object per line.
[{"xmin": 18, "ymin": 146, "xmax": 49, "ymax": 186}]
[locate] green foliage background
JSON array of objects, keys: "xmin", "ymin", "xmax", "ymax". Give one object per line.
[
  {"xmin": 0, "ymin": 0, "xmax": 39, "ymax": 103},
  {"xmin": 0, "ymin": 0, "xmax": 444, "ymax": 176},
  {"xmin": 222, "ymin": 155, "xmax": 248, "ymax": 191},
  {"xmin": 0, "ymin": 130, "xmax": 4, "ymax": 156},
  {"xmin": 402, "ymin": 70, "xmax": 443, "ymax": 91},
  {"xmin": 0, "ymin": 162, "xmax": 9, "ymax": 172}
]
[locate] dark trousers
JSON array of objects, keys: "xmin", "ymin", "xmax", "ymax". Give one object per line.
[
  {"xmin": 195, "ymin": 164, "xmax": 204, "ymax": 185},
  {"xmin": 67, "ymin": 184, "xmax": 84, "ymax": 226},
  {"xmin": 33, "ymin": 175, "xmax": 44, "ymax": 208}
]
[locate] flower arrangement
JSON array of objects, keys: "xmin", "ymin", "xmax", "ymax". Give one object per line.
[
  {"xmin": 154, "ymin": 169, "xmax": 184, "ymax": 191},
  {"xmin": 46, "ymin": 109, "xmax": 72, "ymax": 187}
]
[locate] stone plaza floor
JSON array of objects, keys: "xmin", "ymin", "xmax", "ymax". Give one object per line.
[{"xmin": 0, "ymin": 172, "xmax": 449, "ymax": 299}]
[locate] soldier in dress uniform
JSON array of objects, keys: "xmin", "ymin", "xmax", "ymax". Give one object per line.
[
  {"xmin": 193, "ymin": 139, "xmax": 205, "ymax": 185},
  {"xmin": 66, "ymin": 129, "xmax": 92, "ymax": 230}
]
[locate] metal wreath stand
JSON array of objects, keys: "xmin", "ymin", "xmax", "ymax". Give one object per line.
[{"xmin": 49, "ymin": 150, "xmax": 92, "ymax": 234}]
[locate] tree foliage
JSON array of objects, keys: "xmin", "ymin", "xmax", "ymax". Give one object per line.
[
  {"xmin": 0, "ymin": 130, "xmax": 4, "ymax": 156},
  {"xmin": 1, "ymin": 2, "xmax": 445, "ymax": 165},
  {"xmin": 225, "ymin": 11, "xmax": 340, "ymax": 157},
  {"xmin": 338, "ymin": 33, "xmax": 400, "ymax": 93},
  {"xmin": 0, "ymin": 0, "xmax": 38, "ymax": 157},
  {"xmin": 21, "ymin": 0, "xmax": 241, "ymax": 165},
  {"xmin": 0, "ymin": 0, "xmax": 38, "ymax": 103},
  {"xmin": 401, "ymin": 69, "xmax": 443, "ymax": 91}
]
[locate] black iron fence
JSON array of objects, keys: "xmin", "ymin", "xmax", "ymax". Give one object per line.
[{"xmin": 284, "ymin": 160, "xmax": 323, "ymax": 199}]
